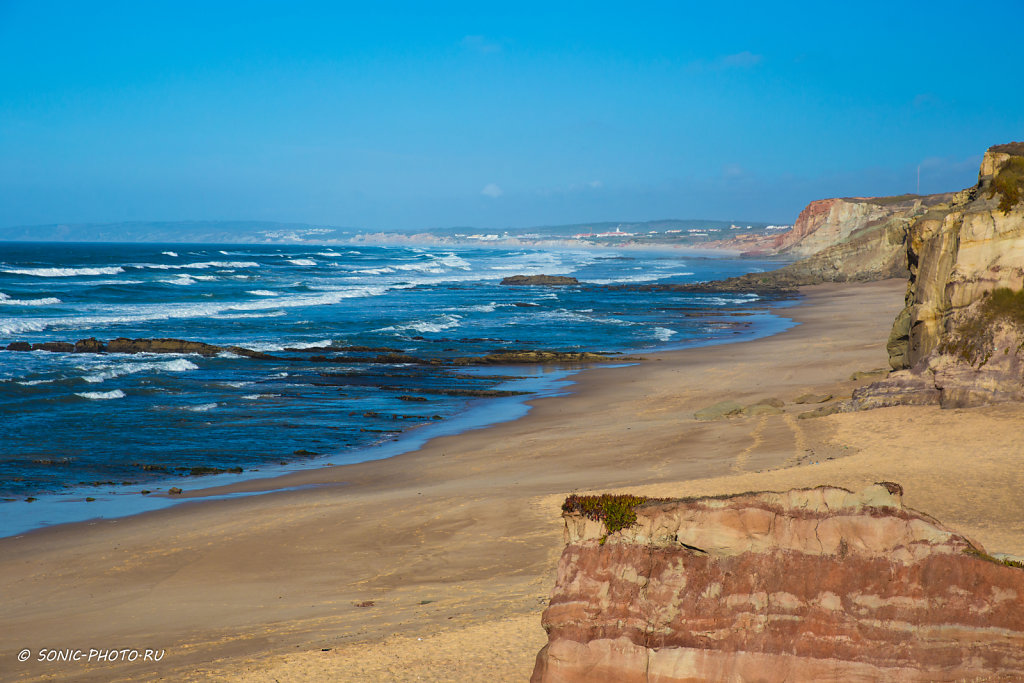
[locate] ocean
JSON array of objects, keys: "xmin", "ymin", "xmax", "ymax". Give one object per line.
[{"xmin": 0, "ymin": 241, "xmax": 792, "ymax": 534}]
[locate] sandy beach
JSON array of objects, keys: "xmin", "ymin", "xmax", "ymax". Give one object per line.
[{"xmin": 4, "ymin": 278, "xmax": 1024, "ymax": 682}]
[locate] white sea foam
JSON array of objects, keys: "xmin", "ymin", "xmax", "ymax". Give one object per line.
[
  {"xmin": 213, "ymin": 310, "xmax": 287, "ymax": 319},
  {"xmin": 317, "ymin": 252, "xmax": 342, "ymax": 257},
  {"xmin": 379, "ymin": 314, "xmax": 462, "ymax": 334},
  {"xmin": 185, "ymin": 403, "xmax": 217, "ymax": 412},
  {"xmin": 162, "ymin": 274, "xmax": 196, "ymax": 285},
  {"xmin": 80, "ymin": 358, "xmax": 200, "ymax": 383},
  {"xmin": 0, "ymin": 293, "xmax": 62, "ymax": 306},
  {"xmin": 432, "ymin": 253, "xmax": 472, "ymax": 269},
  {"xmin": 587, "ymin": 272, "xmax": 695, "ymax": 285},
  {"xmin": 287, "ymin": 258, "xmax": 317, "ymax": 266},
  {"xmin": 220, "ymin": 381, "xmax": 254, "ymax": 388},
  {"xmin": 17, "ymin": 378, "xmax": 56, "ymax": 386},
  {"xmin": 248, "ymin": 290, "xmax": 279, "ymax": 296},
  {"xmin": 243, "ymin": 338, "xmax": 332, "ymax": 352},
  {"xmin": 134, "ymin": 261, "xmax": 260, "ymax": 271},
  {"xmin": 76, "ymin": 389, "xmax": 125, "ymax": 400},
  {"xmin": 242, "ymin": 393, "xmax": 280, "ymax": 400},
  {"xmin": 0, "ymin": 284, "xmax": 394, "ymax": 335},
  {"xmin": 162, "ymin": 251, "xmax": 178, "ymax": 257},
  {"xmin": 652, "ymin": 327, "xmax": 677, "ymax": 341},
  {"xmin": 2, "ymin": 266, "xmax": 124, "ymax": 277}
]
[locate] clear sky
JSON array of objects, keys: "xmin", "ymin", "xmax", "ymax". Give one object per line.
[{"xmin": 2, "ymin": 1, "xmax": 1022, "ymax": 230}]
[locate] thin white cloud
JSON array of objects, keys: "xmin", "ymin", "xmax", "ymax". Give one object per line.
[{"xmin": 481, "ymin": 183, "xmax": 503, "ymax": 198}]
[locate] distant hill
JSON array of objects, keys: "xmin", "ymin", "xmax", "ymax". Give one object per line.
[{"xmin": 0, "ymin": 218, "xmax": 776, "ymax": 245}]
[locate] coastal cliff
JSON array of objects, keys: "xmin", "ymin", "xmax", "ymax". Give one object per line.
[
  {"xmin": 533, "ymin": 485, "xmax": 1024, "ymax": 682},
  {"xmin": 853, "ymin": 143, "xmax": 1024, "ymax": 408},
  {"xmin": 702, "ymin": 194, "xmax": 952, "ymax": 292}
]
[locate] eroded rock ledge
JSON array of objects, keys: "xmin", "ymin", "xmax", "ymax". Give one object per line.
[{"xmin": 533, "ymin": 485, "xmax": 1024, "ymax": 682}]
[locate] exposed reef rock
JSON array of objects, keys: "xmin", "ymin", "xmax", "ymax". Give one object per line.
[
  {"xmin": 533, "ymin": 485, "xmax": 1024, "ymax": 682},
  {"xmin": 853, "ymin": 143, "xmax": 1024, "ymax": 409},
  {"xmin": 5, "ymin": 337, "xmax": 279, "ymax": 359},
  {"xmin": 501, "ymin": 274, "xmax": 580, "ymax": 286}
]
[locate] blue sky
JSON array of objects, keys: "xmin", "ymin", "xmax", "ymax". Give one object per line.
[{"xmin": 1, "ymin": 1, "xmax": 1022, "ymax": 230}]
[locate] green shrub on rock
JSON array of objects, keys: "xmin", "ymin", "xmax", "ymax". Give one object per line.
[{"xmin": 988, "ymin": 157, "xmax": 1024, "ymax": 214}]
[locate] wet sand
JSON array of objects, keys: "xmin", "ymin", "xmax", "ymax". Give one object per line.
[{"xmin": 3, "ymin": 279, "xmax": 1023, "ymax": 682}]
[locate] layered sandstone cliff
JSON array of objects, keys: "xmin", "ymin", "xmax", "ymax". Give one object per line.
[
  {"xmin": 533, "ymin": 485, "xmax": 1024, "ymax": 683},
  {"xmin": 702, "ymin": 194, "xmax": 951, "ymax": 292},
  {"xmin": 849, "ymin": 143, "xmax": 1024, "ymax": 408}
]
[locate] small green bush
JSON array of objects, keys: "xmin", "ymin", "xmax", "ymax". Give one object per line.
[
  {"xmin": 940, "ymin": 288, "xmax": 1024, "ymax": 366},
  {"xmin": 988, "ymin": 157, "xmax": 1024, "ymax": 214},
  {"xmin": 562, "ymin": 493, "xmax": 667, "ymax": 540}
]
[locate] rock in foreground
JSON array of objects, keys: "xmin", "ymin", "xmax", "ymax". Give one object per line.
[{"xmin": 533, "ymin": 485, "xmax": 1024, "ymax": 682}]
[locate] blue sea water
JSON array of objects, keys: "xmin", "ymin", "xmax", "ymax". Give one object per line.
[{"xmin": 0, "ymin": 242, "xmax": 792, "ymax": 531}]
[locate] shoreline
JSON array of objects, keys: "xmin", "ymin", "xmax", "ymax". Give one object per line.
[
  {"xmin": 0, "ymin": 291, "xmax": 796, "ymax": 539},
  {"xmin": 6, "ymin": 278, "xmax": 1023, "ymax": 682}
]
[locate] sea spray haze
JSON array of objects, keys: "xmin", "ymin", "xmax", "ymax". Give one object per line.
[{"xmin": 0, "ymin": 242, "xmax": 788, "ymax": 504}]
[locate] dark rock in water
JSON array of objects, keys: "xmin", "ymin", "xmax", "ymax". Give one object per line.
[
  {"xmin": 5, "ymin": 341, "xmax": 31, "ymax": 351},
  {"xmin": 224, "ymin": 345, "xmax": 279, "ymax": 360},
  {"xmin": 501, "ymin": 275, "xmax": 579, "ymax": 286},
  {"xmin": 107, "ymin": 337, "xmax": 222, "ymax": 356},
  {"xmin": 74, "ymin": 337, "xmax": 107, "ymax": 353},
  {"xmin": 168, "ymin": 487, "xmax": 183, "ymax": 495},
  {"xmin": 398, "ymin": 395, "xmax": 428, "ymax": 402},
  {"xmin": 514, "ymin": 302, "xmax": 541, "ymax": 307},
  {"xmin": 452, "ymin": 349, "xmax": 624, "ymax": 365},
  {"xmin": 32, "ymin": 342, "xmax": 74, "ymax": 352}
]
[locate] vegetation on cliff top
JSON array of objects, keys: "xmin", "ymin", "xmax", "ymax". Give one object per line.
[
  {"xmin": 940, "ymin": 288, "xmax": 1024, "ymax": 366},
  {"xmin": 562, "ymin": 493, "xmax": 668, "ymax": 541},
  {"xmin": 988, "ymin": 156, "xmax": 1024, "ymax": 214}
]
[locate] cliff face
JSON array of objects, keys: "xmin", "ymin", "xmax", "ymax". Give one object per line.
[
  {"xmin": 843, "ymin": 144, "xmax": 1024, "ymax": 409},
  {"xmin": 890, "ymin": 146, "xmax": 1024, "ymax": 369},
  {"xmin": 533, "ymin": 485, "xmax": 1024, "ymax": 683},
  {"xmin": 704, "ymin": 194, "xmax": 952, "ymax": 292}
]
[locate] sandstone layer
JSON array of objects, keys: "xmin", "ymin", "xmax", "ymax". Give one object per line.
[
  {"xmin": 698, "ymin": 194, "xmax": 951, "ymax": 293},
  {"xmin": 533, "ymin": 485, "xmax": 1024, "ymax": 683},
  {"xmin": 852, "ymin": 143, "xmax": 1024, "ymax": 408}
]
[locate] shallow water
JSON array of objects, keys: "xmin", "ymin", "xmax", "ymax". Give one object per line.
[{"xmin": 0, "ymin": 241, "xmax": 792, "ymax": 531}]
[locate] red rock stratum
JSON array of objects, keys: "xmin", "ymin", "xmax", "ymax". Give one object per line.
[{"xmin": 532, "ymin": 484, "xmax": 1024, "ymax": 682}]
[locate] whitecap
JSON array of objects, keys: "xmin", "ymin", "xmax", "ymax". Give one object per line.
[
  {"xmin": 81, "ymin": 358, "xmax": 199, "ymax": 383},
  {"xmin": 3, "ymin": 266, "xmax": 124, "ymax": 277},
  {"xmin": 0, "ymin": 294, "xmax": 62, "ymax": 306},
  {"xmin": 185, "ymin": 403, "xmax": 217, "ymax": 412},
  {"xmin": 287, "ymin": 258, "xmax": 317, "ymax": 266},
  {"xmin": 248, "ymin": 290, "xmax": 279, "ymax": 296},
  {"xmin": 652, "ymin": 327, "xmax": 677, "ymax": 341},
  {"xmin": 2, "ymin": 284, "xmax": 394, "ymax": 334},
  {"xmin": 162, "ymin": 251, "xmax": 179, "ymax": 257},
  {"xmin": 379, "ymin": 314, "xmax": 462, "ymax": 334},
  {"xmin": 17, "ymin": 378, "xmax": 56, "ymax": 386},
  {"xmin": 76, "ymin": 389, "xmax": 125, "ymax": 400}
]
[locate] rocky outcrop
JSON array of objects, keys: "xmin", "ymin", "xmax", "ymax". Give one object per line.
[
  {"xmin": 5, "ymin": 337, "xmax": 280, "ymax": 359},
  {"xmin": 852, "ymin": 143, "xmax": 1024, "ymax": 408},
  {"xmin": 501, "ymin": 275, "xmax": 580, "ymax": 286},
  {"xmin": 533, "ymin": 485, "xmax": 1024, "ymax": 682},
  {"xmin": 889, "ymin": 145, "xmax": 1024, "ymax": 370}
]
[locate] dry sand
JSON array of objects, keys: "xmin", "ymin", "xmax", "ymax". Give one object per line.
[{"xmin": 3, "ymin": 279, "xmax": 1023, "ymax": 682}]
